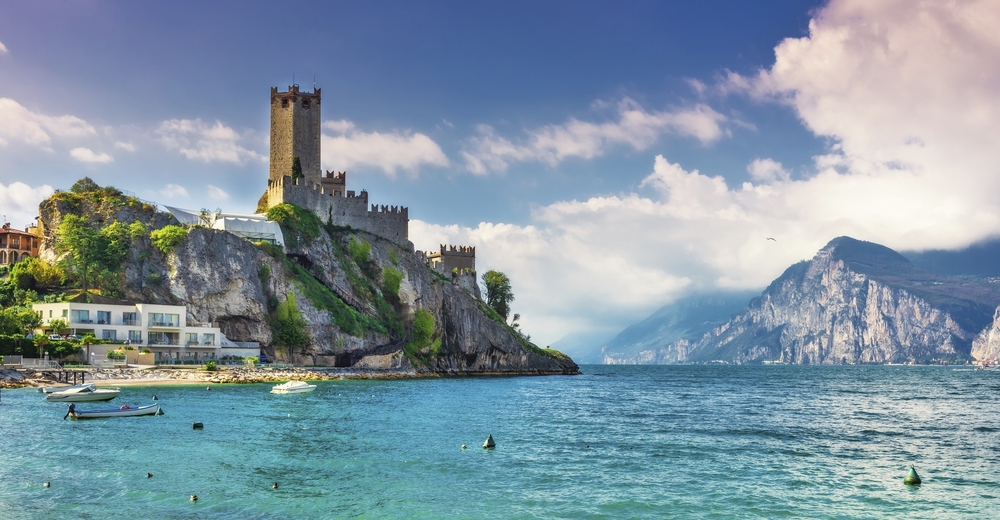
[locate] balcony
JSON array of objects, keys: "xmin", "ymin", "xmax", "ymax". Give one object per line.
[{"xmin": 149, "ymin": 321, "xmax": 180, "ymax": 328}]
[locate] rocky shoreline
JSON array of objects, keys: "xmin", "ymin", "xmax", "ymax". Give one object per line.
[{"xmin": 0, "ymin": 366, "xmax": 577, "ymax": 388}]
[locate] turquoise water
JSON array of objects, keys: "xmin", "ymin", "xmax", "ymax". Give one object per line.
[{"xmin": 1, "ymin": 365, "xmax": 999, "ymax": 519}]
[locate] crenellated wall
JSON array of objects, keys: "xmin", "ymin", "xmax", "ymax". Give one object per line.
[{"xmin": 266, "ymin": 176, "xmax": 411, "ymax": 249}]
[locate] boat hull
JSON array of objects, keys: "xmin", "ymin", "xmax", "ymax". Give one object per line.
[
  {"xmin": 69, "ymin": 404, "xmax": 160, "ymax": 419},
  {"xmin": 40, "ymin": 383, "xmax": 94, "ymax": 394},
  {"xmin": 46, "ymin": 389, "xmax": 121, "ymax": 402},
  {"xmin": 271, "ymin": 381, "xmax": 317, "ymax": 394}
]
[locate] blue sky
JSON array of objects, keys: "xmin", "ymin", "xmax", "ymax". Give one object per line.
[{"xmin": 3, "ymin": 0, "xmax": 1000, "ymax": 348}]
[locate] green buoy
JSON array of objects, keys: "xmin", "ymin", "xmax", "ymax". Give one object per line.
[
  {"xmin": 904, "ymin": 466, "xmax": 922, "ymax": 485},
  {"xmin": 483, "ymin": 434, "xmax": 495, "ymax": 449}
]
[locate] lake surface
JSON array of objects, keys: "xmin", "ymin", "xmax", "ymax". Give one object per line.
[{"xmin": 1, "ymin": 365, "xmax": 999, "ymax": 519}]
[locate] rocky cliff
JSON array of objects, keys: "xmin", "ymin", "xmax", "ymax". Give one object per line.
[
  {"xmin": 36, "ymin": 188, "xmax": 578, "ymax": 375},
  {"xmin": 615, "ymin": 237, "xmax": 1000, "ymax": 365}
]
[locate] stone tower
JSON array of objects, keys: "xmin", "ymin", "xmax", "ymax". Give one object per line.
[{"xmin": 269, "ymin": 85, "xmax": 321, "ymax": 184}]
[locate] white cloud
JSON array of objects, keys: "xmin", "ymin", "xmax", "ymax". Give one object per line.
[
  {"xmin": 156, "ymin": 118, "xmax": 264, "ymax": 165},
  {"xmin": 321, "ymin": 120, "xmax": 449, "ymax": 177},
  {"xmin": 461, "ymin": 98, "xmax": 728, "ymax": 174},
  {"xmin": 417, "ymin": 0, "xmax": 1000, "ymax": 345},
  {"xmin": 114, "ymin": 141, "xmax": 136, "ymax": 152},
  {"xmin": 160, "ymin": 184, "xmax": 189, "ymax": 198},
  {"xmin": 0, "ymin": 181, "xmax": 53, "ymax": 227},
  {"xmin": 746, "ymin": 158, "xmax": 790, "ymax": 183},
  {"xmin": 69, "ymin": 147, "xmax": 113, "ymax": 164},
  {"xmin": 207, "ymin": 184, "xmax": 229, "ymax": 200},
  {"xmin": 0, "ymin": 41, "xmax": 8, "ymax": 55},
  {"xmin": 0, "ymin": 98, "xmax": 95, "ymax": 149}
]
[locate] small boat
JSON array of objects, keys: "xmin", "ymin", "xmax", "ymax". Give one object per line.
[
  {"xmin": 271, "ymin": 381, "xmax": 316, "ymax": 394},
  {"xmin": 66, "ymin": 403, "xmax": 160, "ymax": 419},
  {"xmin": 39, "ymin": 382, "xmax": 95, "ymax": 394},
  {"xmin": 46, "ymin": 385, "xmax": 121, "ymax": 402}
]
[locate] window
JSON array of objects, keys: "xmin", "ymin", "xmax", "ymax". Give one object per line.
[
  {"xmin": 302, "ymin": 99, "xmax": 310, "ymax": 109},
  {"xmin": 102, "ymin": 330, "xmax": 116, "ymax": 341},
  {"xmin": 12, "ymin": 237, "xmax": 19, "ymax": 249},
  {"xmin": 62, "ymin": 309, "xmax": 67, "ymax": 318},
  {"xmin": 281, "ymin": 99, "xmax": 288, "ymax": 108},
  {"xmin": 149, "ymin": 313, "xmax": 179, "ymax": 327},
  {"xmin": 71, "ymin": 310, "xmax": 91, "ymax": 324},
  {"xmin": 122, "ymin": 312, "xmax": 138, "ymax": 326},
  {"xmin": 128, "ymin": 330, "xmax": 142, "ymax": 342},
  {"xmin": 48, "ymin": 310, "xmax": 52, "ymax": 318},
  {"xmin": 186, "ymin": 333, "xmax": 198, "ymax": 345},
  {"xmin": 202, "ymin": 333, "xmax": 215, "ymax": 346},
  {"xmin": 97, "ymin": 311, "xmax": 111, "ymax": 324}
]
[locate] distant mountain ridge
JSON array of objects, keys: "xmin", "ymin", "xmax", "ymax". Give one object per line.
[{"xmin": 604, "ymin": 236, "xmax": 1000, "ymax": 365}]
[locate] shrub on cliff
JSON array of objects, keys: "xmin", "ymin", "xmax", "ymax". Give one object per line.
[
  {"xmin": 382, "ymin": 267, "xmax": 402, "ymax": 299},
  {"xmin": 271, "ymin": 294, "xmax": 310, "ymax": 354},
  {"xmin": 406, "ymin": 308, "xmax": 441, "ymax": 361},
  {"xmin": 266, "ymin": 203, "xmax": 321, "ymax": 249},
  {"xmin": 150, "ymin": 225, "xmax": 189, "ymax": 254}
]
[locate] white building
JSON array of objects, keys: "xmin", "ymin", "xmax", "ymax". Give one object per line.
[
  {"xmin": 164, "ymin": 206, "xmax": 285, "ymax": 247},
  {"xmin": 32, "ymin": 301, "xmax": 259, "ymax": 363}
]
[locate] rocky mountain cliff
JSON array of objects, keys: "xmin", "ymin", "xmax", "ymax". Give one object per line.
[
  {"xmin": 600, "ymin": 291, "xmax": 756, "ymax": 364},
  {"xmin": 611, "ymin": 237, "xmax": 1000, "ymax": 365},
  {"xmin": 36, "ymin": 187, "xmax": 578, "ymax": 375}
]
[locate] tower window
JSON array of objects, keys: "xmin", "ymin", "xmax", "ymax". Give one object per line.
[
  {"xmin": 281, "ymin": 99, "xmax": 289, "ymax": 108},
  {"xmin": 303, "ymin": 99, "xmax": 311, "ymax": 109}
]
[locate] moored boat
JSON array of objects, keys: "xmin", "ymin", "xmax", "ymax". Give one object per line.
[
  {"xmin": 39, "ymin": 382, "xmax": 95, "ymax": 394},
  {"xmin": 66, "ymin": 403, "xmax": 160, "ymax": 419},
  {"xmin": 271, "ymin": 381, "xmax": 317, "ymax": 394},
  {"xmin": 45, "ymin": 385, "xmax": 121, "ymax": 402}
]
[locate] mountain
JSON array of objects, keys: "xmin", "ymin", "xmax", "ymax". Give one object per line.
[
  {"xmin": 616, "ymin": 237, "xmax": 1000, "ymax": 365},
  {"xmin": 600, "ymin": 291, "xmax": 758, "ymax": 364}
]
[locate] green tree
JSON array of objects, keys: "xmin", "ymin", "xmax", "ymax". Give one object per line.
[
  {"xmin": 56, "ymin": 214, "xmax": 101, "ymax": 300},
  {"xmin": 150, "ymin": 225, "xmax": 189, "ymax": 254},
  {"xmin": 18, "ymin": 307, "xmax": 42, "ymax": 335},
  {"xmin": 481, "ymin": 270, "xmax": 515, "ymax": 321},
  {"xmin": 48, "ymin": 318, "xmax": 68, "ymax": 335},
  {"xmin": 271, "ymin": 294, "xmax": 309, "ymax": 354},
  {"xmin": 70, "ymin": 177, "xmax": 101, "ymax": 193},
  {"xmin": 33, "ymin": 334, "xmax": 50, "ymax": 358}
]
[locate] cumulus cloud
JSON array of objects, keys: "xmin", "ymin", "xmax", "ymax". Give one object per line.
[
  {"xmin": 69, "ymin": 147, "xmax": 113, "ymax": 164},
  {"xmin": 159, "ymin": 184, "xmax": 189, "ymax": 198},
  {"xmin": 0, "ymin": 181, "xmax": 53, "ymax": 227},
  {"xmin": 207, "ymin": 184, "xmax": 229, "ymax": 200},
  {"xmin": 461, "ymin": 98, "xmax": 728, "ymax": 174},
  {"xmin": 0, "ymin": 41, "xmax": 8, "ymax": 55},
  {"xmin": 114, "ymin": 141, "xmax": 136, "ymax": 152},
  {"xmin": 0, "ymin": 98, "xmax": 95, "ymax": 148},
  {"xmin": 416, "ymin": 0, "xmax": 1000, "ymax": 344},
  {"xmin": 321, "ymin": 120, "xmax": 449, "ymax": 177},
  {"xmin": 746, "ymin": 158, "xmax": 790, "ymax": 183},
  {"xmin": 156, "ymin": 118, "xmax": 264, "ymax": 165}
]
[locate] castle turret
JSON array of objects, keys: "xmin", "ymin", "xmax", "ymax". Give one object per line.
[{"xmin": 270, "ymin": 85, "xmax": 321, "ymax": 185}]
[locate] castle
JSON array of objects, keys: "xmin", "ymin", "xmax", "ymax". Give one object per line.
[
  {"xmin": 261, "ymin": 85, "xmax": 411, "ymax": 249},
  {"xmin": 261, "ymin": 85, "xmax": 472, "ymax": 272}
]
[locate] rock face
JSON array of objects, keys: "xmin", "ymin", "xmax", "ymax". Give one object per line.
[
  {"xmin": 37, "ymin": 193, "xmax": 578, "ymax": 375},
  {"xmin": 972, "ymin": 307, "xmax": 1000, "ymax": 361},
  {"xmin": 616, "ymin": 237, "xmax": 1000, "ymax": 365}
]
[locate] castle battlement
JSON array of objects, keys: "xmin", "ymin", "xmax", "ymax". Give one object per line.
[
  {"xmin": 419, "ymin": 244, "xmax": 476, "ymax": 274},
  {"xmin": 264, "ymin": 85, "xmax": 411, "ymax": 249}
]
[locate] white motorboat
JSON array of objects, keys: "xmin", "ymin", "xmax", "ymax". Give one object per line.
[
  {"xmin": 39, "ymin": 382, "xmax": 95, "ymax": 394},
  {"xmin": 45, "ymin": 385, "xmax": 121, "ymax": 402},
  {"xmin": 270, "ymin": 381, "xmax": 316, "ymax": 394},
  {"xmin": 65, "ymin": 403, "xmax": 160, "ymax": 419}
]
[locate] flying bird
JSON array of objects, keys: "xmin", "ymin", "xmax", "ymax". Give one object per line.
[{"xmin": 766, "ymin": 237, "xmax": 776, "ymax": 241}]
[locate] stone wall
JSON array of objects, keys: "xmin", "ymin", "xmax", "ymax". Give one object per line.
[{"xmin": 266, "ymin": 176, "xmax": 411, "ymax": 249}]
